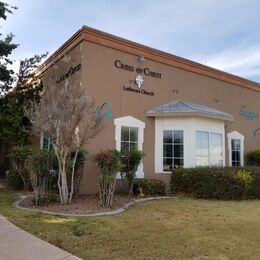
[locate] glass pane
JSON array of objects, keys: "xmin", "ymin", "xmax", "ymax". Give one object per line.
[
  {"xmin": 174, "ymin": 144, "xmax": 183, "ymax": 158},
  {"xmin": 163, "ymin": 130, "xmax": 172, "ymax": 144},
  {"xmin": 196, "ymin": 131, "xmax": 209, "ymax": 157},
  {"xmin": 232, "ymin": 139, "xmax": 240, "ymax": 151},
  {"xmin": 210, "ymin": 133, "xmax": 223, "ymax": 166},
  {"xmin": 163, "ymin": 158, "xmax": 173, "ymax": 171},
  {"xmin": 130, "ymin": 127, "xmax": 138, "ymax": 142},
  {"xmin": 232, "ymin": 151, "xmax": 240, "ymax": 162},
  {"xmin": 121, "ymin": 142, "xmax": 129, "ymax": 153},
  {"xmin": 43, "ymin": 137, "xmax": 49, "ymax": 150},
  {"xmin": 130, "ymin": 142, "xmax": 138, "ymax": 151},
  {"xmin": 163, "ymin": 144, "xmax": 172, "ymax": 158},
  {"xmin": 232, "ymin": 161, "xmax": 240, "ymax": 166},
  {"xmin": 174, "ymin": 131, "xmax": 183, "ymax": 144},
  {"xmin": 174, "ymin": 158, "xmax": 184, "ymax": 168},
  {"xmin": 121, "ymin": 127, "xmax": 129, "ymax": 141}
]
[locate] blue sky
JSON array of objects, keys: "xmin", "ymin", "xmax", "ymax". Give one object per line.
[{"xmin": 2, "ymin": 0, "xmax": 260, "ymax": 83}]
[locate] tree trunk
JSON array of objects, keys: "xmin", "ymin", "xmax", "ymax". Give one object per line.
[
  {"xmin": 55, "ymin": 148, "xmax": 69, "ymax": 204},
  {"xmin": 69, "ymin": 149, "xmax": 79, "ymax": 204},
  {"xmin": 61, "ymin": 157, "xmax": 69, "ymax": 204}
]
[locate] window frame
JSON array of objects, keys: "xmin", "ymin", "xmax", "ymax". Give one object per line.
[
  {"xmin": 40, "ymin": 132, "xmax": 53, "ymax": 151},
  {"xmin": 195, "ymin": 130, "xmax": 223, "ymax": 167},
  {"xmin": 120, "ymin": 126, "xmax": 138, "ymax": 153},
  {"xmin": 114, "ymin": 116, "xmax": 145, "ymax": 178},
  {"xmin": 227, "ymin": 131, "xmax": 244, "ymax": 167},
  {"xmin": 162, "ymin": 130, "xmax": 184, "ymax": 172}
]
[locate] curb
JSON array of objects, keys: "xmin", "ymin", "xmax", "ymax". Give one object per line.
[{"xmin": 13, "ymin": 196, "xmax": 176, "ymax": 217}]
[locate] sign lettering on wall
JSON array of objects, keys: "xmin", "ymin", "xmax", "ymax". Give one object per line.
[
  {"xmin": 115, "ymin": 60, "xmax": 157, "ymax": 97},
  {"xmin": 240, "ymin": 106, "xmax": 259, "ymax": 120},
  {"xmin": 56, "ymin": 64, "xmax": 81, "ymax": 83},
  {"xmin": 114, "ymin": 60, "xmax": 162, "ymax": 79}
]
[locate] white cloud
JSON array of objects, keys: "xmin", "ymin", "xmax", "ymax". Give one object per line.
[
  {"xmin": 191, "ymin": 45, "xmax": 260, "ymax": 81},
  {"xmin": 2, "ymin": 0, "xmax": 260, "ymax": 82}
]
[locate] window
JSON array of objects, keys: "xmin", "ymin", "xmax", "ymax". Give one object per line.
[
  {"xmin": 121, "ymin": 126, "xmax": 138, "ymax": 153},
  {"xmin": 114, "ymin": 116, "xmax": 145, "ymax": 178},
  {"xmin": 231, "ymin": 139, "xmax": 241, "ymax": 166},
  {"xmin": 40, "ymin": 133, "xmax": 53, "ymax": 151},
  {"xmin": 227, "ymin": 131, "xmax": 244, "ymax": 167},
  {"xmin": 163, "ymin": 130, "xmax": 184, "ymax": 171},
  {"xmin": 196, "ymin": 131, "xmax": 223, "ymax": 167}
]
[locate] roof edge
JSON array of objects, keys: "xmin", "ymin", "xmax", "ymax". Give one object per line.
[
  {"xmin": 36, "ymin": 26, "xmax": 260, "ymax": 92},
  {"xmin": 146, "ymin": 111, "xmax": 234, "ymax": 122}
]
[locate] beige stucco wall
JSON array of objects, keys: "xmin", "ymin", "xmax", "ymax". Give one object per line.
[{"xmin": 41, "ymin": 39, "xmax": 260, "ymax": 194}]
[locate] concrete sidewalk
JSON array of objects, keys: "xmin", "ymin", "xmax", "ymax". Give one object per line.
[{"xmin": 0, "ymin": 215, "xmax": 81, "ymax": 260}]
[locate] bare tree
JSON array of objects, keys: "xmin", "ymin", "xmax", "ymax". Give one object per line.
[{"xmin": 26, "ymin": 81, "xmax": 103, "ymax": 204}]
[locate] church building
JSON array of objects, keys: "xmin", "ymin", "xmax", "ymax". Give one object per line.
[{"xmin": 36, "ymin": 26, "xmax": 260, "ymax": 193}]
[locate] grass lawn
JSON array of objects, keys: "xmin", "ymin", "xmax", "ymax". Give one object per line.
[{"xmin": 1, "ymin": 189, "xmax": 260, "ymax": 259}]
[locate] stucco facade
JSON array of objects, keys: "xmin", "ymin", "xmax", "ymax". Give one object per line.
[{"xmin": 37, "ymin": 26, "xmax": 260, "ymax": 194}]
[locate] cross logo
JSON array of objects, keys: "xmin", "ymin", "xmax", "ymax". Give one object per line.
[{"xmin": 135, "ymin": 75, "xmax": 144, "ymax": 89}]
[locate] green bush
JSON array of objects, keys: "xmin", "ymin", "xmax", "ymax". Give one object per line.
[
  {"xmin": 247, "ymin": 150, "xmax": 260, "ymax": 166},
  {"xmin": 133, "ymin": 179, "xmax": 166, "ymax": 196},
  {"xmin": 171, "ymin": 167, "xmax": 260, "ymax": 200},
  {"xmin": 5, "ymin": 170, "xmax": 24, "ymax": 190},
  {"xmin": 8, "ymin": 146, "xmax": 31, "ymax": 189},
  {"xmin": 237, "ymin": 169, "xmax": 253, "ymax": 190},
  {"xmin": 120, "ymin": 150, "xmax": 145, "ymax": 195},
  {"xmin": 26, "ymin": 148, "xmax": 57, "ymax": 206},
  {"xmin": 94, "ymin": 149, "xmax": 121, "ymax": 208}
]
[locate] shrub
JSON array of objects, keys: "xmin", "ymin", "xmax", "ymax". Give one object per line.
[
  {"xmin": 244, "ymin": 167, "xmax": 260, "ymax": 199},
  {"xmin": 247, "ymin": 150, "xmax": 260, "ymax": 166},
  {"xmin": 26, "ymin": 148, "xmax": 57, "ymax": 206},
  {"xmin": 120, "ymin": 150, "xmax": 145, "ymax": 195},
  {"xmin": 8, "ymin": 146, "xmax": 31, "ymax": 189},
  {"xmin": 133, "ymin": 179, "xmax": 166, "ymax": 196},
  {"xmin": 5, "ymin": 170, "xmax": 24, "ymax": 190},
  {"xmin": 67, "ymin": 149, "xmax": 87, "ymax": 195},
  {"xmin": 94, "ymin": 149, "xmax": 121, "ymax": 208},
  {"xmin": 171, "ymin": 167, "xmax": 260, "ymax": 200},
  {"xmin": 237, "ymin": 169, "xmax": 253, "ymax": 191}
]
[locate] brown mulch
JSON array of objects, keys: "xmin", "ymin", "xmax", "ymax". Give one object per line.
[{"xmin": 19, "ymin": 194, "xmax": 141, "ymax": 215}]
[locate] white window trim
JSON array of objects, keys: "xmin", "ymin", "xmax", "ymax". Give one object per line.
[
  {"xmin": 40, "ymin": 132, "xmax": 44, "ymax": 149},
  {"xmin": 114, "ymin": 116, "xmax": 145, "ymax": 178},
  {"xmin": 227, "ymin": 131, "xmax": 244, "ymax": 166},
  {"xmin": 162, "ymin": 130, "xmax": 184, "ymax": 173}
]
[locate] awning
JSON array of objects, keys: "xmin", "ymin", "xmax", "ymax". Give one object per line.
[{"xmin": 146, "ymin": 100, "xmax": 234, "ymax": 122}]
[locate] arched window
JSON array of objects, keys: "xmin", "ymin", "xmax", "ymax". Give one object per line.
[
  {"xmin": 114, "ymin": 116, "xmax": 145, "ymax": 178},
  {"xmin": 227, "ymin": 131, "xmax": 244, "ymax": 166}
]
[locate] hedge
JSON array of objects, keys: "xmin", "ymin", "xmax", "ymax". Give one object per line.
[
  {"xmin": 171, "ymin": 167, "xmax": 260, "ymax": 200},
  {"xmin": 133, "ymin": 179, "xmax": 166, "ymax": 196}
]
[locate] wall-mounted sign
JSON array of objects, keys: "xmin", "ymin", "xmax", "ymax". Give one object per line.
[
  {"xmin": 240, "ymin": 106, "xmax": 259, "ymax": 120},
  {"xmin": 98, "ymin": 103, "xmax": 113, "ymax": 118},
  {"xmin": 122, "ymin": 85, "xmax": 154, "ymax": 96},
  {"xmin": 56, "ymin": 63, "xmax": 81, "ymax": 83},
  {"xmin": 114, "ymin": 60, "xmax": 162, "ymax": 79}
]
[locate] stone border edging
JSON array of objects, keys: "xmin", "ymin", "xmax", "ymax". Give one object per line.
[{"xmin": 13, "ymin": 196, "xmax": 175, "ymax": 217}]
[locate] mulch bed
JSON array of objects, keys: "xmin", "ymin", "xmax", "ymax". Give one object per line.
[{"xmin": 19, "ymin": 194, "xmax": 142, "ymax": 215}]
